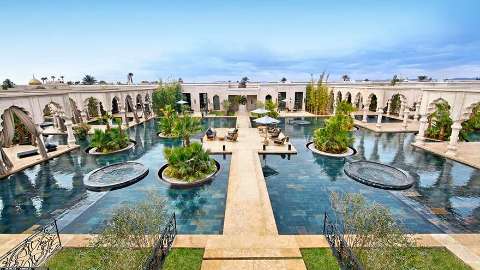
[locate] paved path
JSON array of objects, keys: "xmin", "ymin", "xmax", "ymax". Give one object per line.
[{"xmin": 202, "ymin": 115, "xmax": 306, "ymax": 269}]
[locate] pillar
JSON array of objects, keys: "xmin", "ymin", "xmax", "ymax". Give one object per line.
[
  {"xmin": 80, "ymin": 111, "xmax": 87, "ymax": 123},
  {"xmin": 445, "ymin": 121, "xmax": 462, "ymax": 156},
  {"xmin": 402, "ymin": 108, "xmax": 409, "ymax": 129},
  {"xmin": 414, "ymin": 103, "xmax": 420, "ymax": 121},
  {"xmin": 376, "ymin": 108, "xmax": 383, "ymax": 129},
  {"xmin": 399, "ymin": 102, "xmax": 405, "ymax": 118},
  {"xmin": 415, "ymin": 115, "xmax": 427, "ymax": 145},
  {"xmin": 36, "ymin": 124, "xmax": 48, "ymax": 159},
  {"xmin": 386, "ymin": 100, "xmax": 391, "ymax": 115},
  {"xmin": 333, "ymin": 99, "xmax": 337, "ymax": 115},
  {"xmin": 362, "ymin": 104, "xmax": 368, "ymax": 123},
  {"xmin": 65, "ymin": 119, "xmax": 76, "ymax": 144},
  {"xmin": 96, "ymin": 103, "xmax": 102, "ymax": 117},
  {"xmin": 120, "ymin": 109, "xmax": 128, "ymax": 125}
]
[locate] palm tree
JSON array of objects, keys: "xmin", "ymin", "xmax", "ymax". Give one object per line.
[
  {"xmin": 127, "ymin": 73, "xmax": 133, "ymax": 84},
  {"xmin": 280, "ymin": 77, "xmax": 287, "ymax": 83},
  {"xmin": 60, "ymin": 76, "xmax": 64, "ymax": 83},
  {"xmin": 342, "ymin": 74, "xmax": 350, "ymax": 81},
  {"xmin": 82, "ymin": 75, "xmax": 97, "ymax": 85},
  {"xmin": 51, "ymin": 76, "xmax": 56, "ymax": 82},
  {"xmin": 41, "ymin": 77, "xmax": 47, "ymax": 84},
  {"xmin": 173, "ymin": 114, "xmax": 203, "ymax": 146},
  {"xmin": 238, "ymin": 77, "xmax": 249, "ymax": 88},
  {"xmin": 2, "ymin": 79, "xmax": 14, "ymax": 90}
]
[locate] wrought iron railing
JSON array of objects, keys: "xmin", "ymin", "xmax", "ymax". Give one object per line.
[
  {"xmin": 144, "ymin": 213, "xmax": 177, "ymax": 270},
  {"xmin": 323, "ymin": 212, "xmax": 364, "ymax": 270},
  {"xmin": 0, "ymin": 220, "xmax": 61, "ymax": 269}
]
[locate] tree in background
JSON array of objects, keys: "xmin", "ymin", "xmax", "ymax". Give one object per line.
[
  {"xmin": 157, "ymin": 105, "xmax": 178, "ymax": 137},
  {"xmin": 341, "ymin": 74, "xmax": 350, "ymax": 81},
  {"xmin": 151, "ymin": 81, "xmax": 182, "ymax": 115},
  {"xmin": 389, "ymin": 94, "xmax": 401, "ymax": 115},
  {"xmin": 82, "ymin": 75, "xmax": 97, "ymax": 85},
  {"xmin": 369, "ymin": 95, "xmax": 378, "ymax": 111},
  {"xmin": 87, "ymin": 97, "xmax": 100, "ymax": 117},
  {"xmin": 426, "ymin": 101, "xmax": 453, "ymax": 141},
  {"xmin": 265, "ymin": 100, "xmax": 279, "ymax": 118},
  {"xmin": 127, "ymin": 72, "xmax": 133, "ymax": 84},
  {"xmin": 280, "ymin": 77, "xmax": 287, "ymax": 83},
  {"xmin": 390, "ymin": 74, "xmax": 400, "ymax": 86},
  {"xmin": 41, "ymin": 77, "xmax": 47, "ymax": 84},
  {"xmin": 51, "ymin": 75, "xmax": 56, "ymax": 82},
  {"xmin": 238, "ymin": 77, "xmax": 249, "ymax": 88},
  {"xmin": 2, "ymin": 79, "xmax": 14, "ymax": 90},
  {"xmin": 222, "ymin": 99, "xmax": 232, "ymax": 115},
  {"xmin": 306, "ymin": 72, "xmax": 330, "ymax": 115},
  {"xmin": 417, "ymin": 75, "xmax": 431, "ymax": 82},
  {"xmin": 460, "ymin": 104, "xmax": 480, "ymax": 141}
]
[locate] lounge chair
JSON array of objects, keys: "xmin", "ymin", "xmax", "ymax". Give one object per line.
[
  {"xmin": 45, "ymin": 143, "xmax": 58, "ymax": 152},
  {"xmin": 228, "ymin": 128, "xmax": 238, "ymax": 135},
  {"xmin": 226, "ymin": 132, "xmax": 238, "ymax": 142},
  {"xmin": 17, "ymin": 149, "xmax": 39, "ymax": 159},
  {"xmin": 206, "ymin": 128, "xmax": 216, "ymax": 140},
  {"xmin": 269, "ymin": 128, "xmax": 281, "ymax": 138},
  {"xmin": 274, "ymin": 136, "xmax": 289, "ymax": 145}
]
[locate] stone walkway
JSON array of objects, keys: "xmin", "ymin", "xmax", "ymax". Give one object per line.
[
  {"xmin": 201, "ymin": 114, "xmax": 306, "ymax": 269},
  {"xmin": 413, "ymin": 141, "xmax": 480, "ymax": 170}
]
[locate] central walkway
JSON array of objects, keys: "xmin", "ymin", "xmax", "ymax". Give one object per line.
[{"xmin": 201, "ymin": 114, "xmax": 307, "ymax": 269}]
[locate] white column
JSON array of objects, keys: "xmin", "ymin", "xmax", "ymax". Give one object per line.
[
  {"xmin": 120, "ymin": 109, "xmax": 127, "ymax": 125},
  {"xmin": 80, "ymin": 111, "xmax": 87, "ymax": 123},
  {"xmin": 333, "ymin": 99, "xmax": 337, "ymax": 115},
  {"xmin": 399, "ymin": 102, "xmax": 405, "ymax": 118},
  {"xmin": 445, "ymin": 121, "xmax": 462, "ymax": 156},
  {"xmin": 96, "ymin": 103, "xmax": 102, "ymax": 117},
  {"xmin": 376, "ymin": 108, "xmax": 383, "ymax": 129},
  {"xmin": 36, "ymin": 124, "xmax": 48, "ymax": 158},
  {"xmin": 65, "ymin": 119, "xmax": 76, "ymax": 144},
  {"xmin": 415, "ymin": 115, "xmax": 427, "ymax": 145},
  {"xmin": 402, "ymin": 108, "xmax": 409, "ymax": 129},
  {"xmin": 362, "ymin": 104, "xmax": 368, "ymax": 123},
  {"xmin": 414, "ymin": 103, "xmax": 420, "ymax": 121},
  {"xmin": 386, "ymin": 100, "xmax": 391, "ymax": 115}
]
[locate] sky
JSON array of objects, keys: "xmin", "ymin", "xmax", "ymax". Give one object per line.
[{"xmin": 1, "ymin": 0, "xmax": 479, "ymax": 84}]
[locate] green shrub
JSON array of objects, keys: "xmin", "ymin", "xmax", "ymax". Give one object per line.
[
  {"xmin": 164, "ymin": 142, "xmax": 216, "ymax": 182},
  {"xmin": 313, "ymin": 115, "xmax": 354, "ymax": 154},
  {"xmin": 461, "ymin": 104, "xmax": 480, "ymax": 141},
  {"xmin": 265, "ymin": 100, "xmax": 279, "ymax": 118},
  {"xmin": 173, "ymin": 114, "xmax": 203, "ymax": 146},
  {"xmin": 152, "ymin": 81, "xmax": 182, "ymax": 115},
  {"xmin": 73, "ymin": 123, "xmax": 91, "ymax": 140},
  {"xmin": 90, "ymin": 126, "xmax": 129, "ymax": 153},
  {"xmin": 425, "ymin": 101, "xmax": 452, "ymax": 141},
  {"xmin": 157, "ymin": 105, "xmax": 178, "ymax": 136}
]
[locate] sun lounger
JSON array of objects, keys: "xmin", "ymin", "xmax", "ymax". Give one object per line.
[
  {"xmin": 226, "ymin": 132, "xmax": 238, "ymax": 141},
  {"xmin": 274, "ymin": 136, "xmax": 289, "ymax": 145},
  {"xmin": 206, "ymin": 128, "xmax": 216, "ymax": 140},
  {"xmin": 17, "ymin": 149, "xmax": 39, "ymax": 159}
]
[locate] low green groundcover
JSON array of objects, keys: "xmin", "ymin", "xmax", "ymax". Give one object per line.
[
  {"xmin": 301, "ymin": 247, "xmax": 472, "ymax": 270},
  {"xmin": 45, "ymin": 247, "xmax": 203, "ymax": 270}
]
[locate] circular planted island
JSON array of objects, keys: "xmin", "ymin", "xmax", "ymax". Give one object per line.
[
  {"xmin": 158, "ymin": 159, "xmax": 221, "ymax": 188},
  {"xmin": 157, "ymin": 132, "xmax": 179, "ymax": 139},
  {"xmin": 85, "ymin": 162, "xmax": 149, "ymax": 191},
  {"xmin": 87, "ymin": 140, "xmax": 136, "ymax": 155},
  {"xmin": 306, "ymin": 142, "xmax": 356, "ymax": 158},
  {"xmin": 344, "ymin": 160, "xmax": 415, "ymax": 190}
]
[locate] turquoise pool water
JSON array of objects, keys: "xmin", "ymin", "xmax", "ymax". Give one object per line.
[
  {"xmin": 0, "ymin": 117, "xmax": 236, "ymax": 234},
  {"xmin": 256, "ymin": 117, "xmax": 480, "ymax": 234}
]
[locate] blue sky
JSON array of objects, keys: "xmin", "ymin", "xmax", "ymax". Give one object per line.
[{"xmin": 1, "ymin": 0, "xmax": 479, "ymax": 84}]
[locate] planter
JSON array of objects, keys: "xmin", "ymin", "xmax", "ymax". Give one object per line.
[
  {"xmin": 157, "ymin": 132, "xmax": 179, "ymax": 139},
  {"xmin": 306, "ymin": 142, "xmax": 356, "ymax": 157},
  {"xmin": 158, "ymin": 159, "xmax": 221, "ymax": 189},
  {"xmin": 87, "ymin": 140, "xmax": 136, "ymax": 155}
]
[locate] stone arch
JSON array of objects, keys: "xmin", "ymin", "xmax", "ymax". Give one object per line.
[
  {"xmin": 213, "ymin": 95, "xmax": 221, "ymax": 110},
  {"xmin": 388, "ymin": 93, "xmax": 407, "ymax": 115},
  {"xmin": 136, "ymin": 94, "xmax": 143, "ymax": 110},
  {"xmin": 69, "ymin": 98, "xmax": 82, "ymax": 124},
  {"xmin": 42, "ymin": 102, "xmax": 65, "ymax": 131},
  {"xmin": 125, "ymin": 94, "xmax": 140, "ymax": 123},
  {"xmin": 345, "ymin": 92, "xmax": 352, "ymax": 104},
  {"xmin": 368, "ymin": 93, "xmax": 378, "ymax": 112},
  {"xmin": 460, "ymin": 102, "xmax": 480, "ymax": 141},
  {"xmin": 426, "ymin": 98, "xmax": 450, "ymax": 116},
  {"xmin": 354, "ymin": 92, "xmax": 363, "ymax": 109},
  {"xmin": 265, "ymin": 95, "xmax": 272, "ymax": 101},
  {"xmin": 111, "ymin": 96, "xmax": 120, "ymax": 114},
  {"xmin": 336, "ymin": 91, "xmax": 342, "ymax": 104},
  {"xmin": 83, "ymin": 97, "xmax": 102, "ymax": 119}
]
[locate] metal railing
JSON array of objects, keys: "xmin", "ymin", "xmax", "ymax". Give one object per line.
[
  {"xmin": 0, "ymin": 220, "xmax": 61, "ymax": 269},
  {"xmin": 323, "ymin": 212, "xmax": 364, "ymax": 270},
  {"xmin": 144, "ymin": 213, "xmax": 177, "ymax": 270}
]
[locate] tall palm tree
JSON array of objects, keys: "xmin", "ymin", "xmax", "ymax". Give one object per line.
[
  {"xmin": 173, "ymin": 114, "xmax": 203, "ymax": 146},
  {"xmin": 41, "ymin": 77, "xmax": 47, "ymax": 84},
  {"xmin": 51, "ymin": 76, "xmax": 56, "ymax": 82},
  {"xmin": 341, "ymin": 74, "xmax": 350, "ymax": 81},
  {"xmin": 127, "ymin": 73, "xmax": 133, "ymax": 84},
  {"xmin": 82, "ymin": 75, "xmax": 97, "ymax": 85},
  {"xmin": 60, "ymin": 76, "xmax": 64, "ymax": 83}
]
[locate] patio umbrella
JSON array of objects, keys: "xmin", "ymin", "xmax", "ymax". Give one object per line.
[
  {"xmin": 280, "ymin": 98, "xmax": 288, "ymax": 103},
  {"xmin": 176, "ymin": 100, "xmax": 188, "ymax": 105},
  {"xmin": 253, "ymin": 116, "xmax": 280, "ymax": 125},
  {"xmin": 251, "ymin": 108, "xmax": 269, "ymax": 115}
]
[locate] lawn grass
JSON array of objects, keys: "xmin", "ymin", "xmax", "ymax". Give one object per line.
[
  {"xmin": 44, "ymin": 247, "xmax": 204, "ymax": 270},
  {"xmin": 163, "ymin": 248, "xmax": 204, "ymax": 270},
  {"xmin": 301, "ymin": 248, "xmax": 339, "ymax": 270},
  {"xmin": 301, "ymin": 247, "xmax": 472, "ymax": 270}
]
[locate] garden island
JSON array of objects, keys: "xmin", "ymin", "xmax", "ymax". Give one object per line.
[{"xmin": 0, "ymin": 76, "xmax": 479, "ymax": 270}]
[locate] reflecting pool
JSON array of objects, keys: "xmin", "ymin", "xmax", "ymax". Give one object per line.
[
  {"xmin": 354, "ymin": 114, "xmax": 402, "ymax": 123},
  {"xmin": 0, "ymin": 117, "xmax": 235, "ymax": 234},
  {"xmin": 258, "ymin": 117, "xmax": 480, "ymax": 234}
]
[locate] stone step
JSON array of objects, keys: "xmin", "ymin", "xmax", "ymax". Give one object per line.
[
  {"xmin": 203, "ymin": 236, "xmax": 302, "ymax": 259},
  {"xmin": 201, "ymin": 259, "xmax": 307, "ymax": 270}
]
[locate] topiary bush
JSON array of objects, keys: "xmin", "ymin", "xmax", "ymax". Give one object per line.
[{"xmin": 73, "ymin": 123, "xmax": 91, "ymax": 140}]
